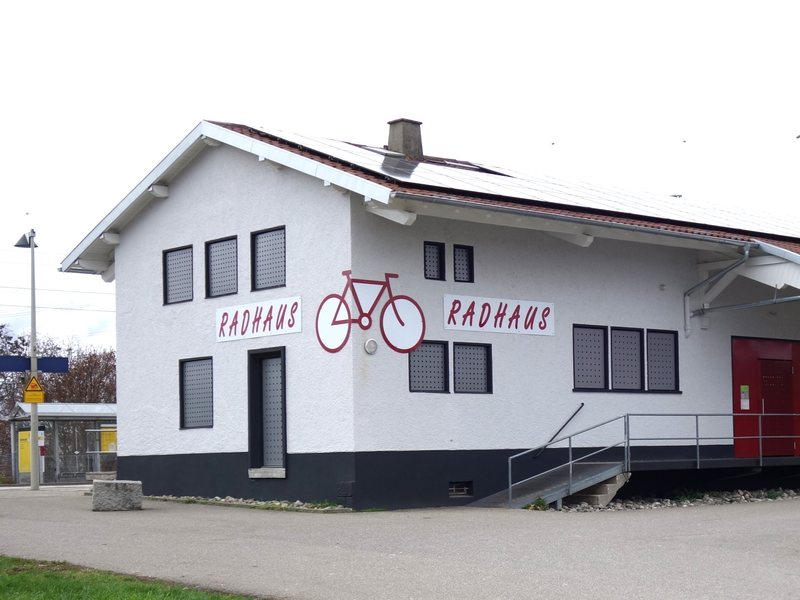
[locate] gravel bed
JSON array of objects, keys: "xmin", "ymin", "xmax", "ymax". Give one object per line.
[
  {"xmin": 556, "ymin": 488, "xmax": 800, "ymax": 512},
  {"xmin": 148, "ymin": 488, "xmax": 800, "ymax": 514},
  {"xmin": 146, "ymin": 495, "xmax": 353, "ymax": 513}
]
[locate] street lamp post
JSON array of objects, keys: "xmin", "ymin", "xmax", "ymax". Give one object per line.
[{"xmin": 15, "ymin": 229, "xmax": 38, "ymax": 491}]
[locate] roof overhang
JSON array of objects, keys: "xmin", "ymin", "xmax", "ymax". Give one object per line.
[
  {"xmin": 9, "ymin": 402, "xmax": 117, "ymax": 421},
  {"xmin": 63, "ymin": 121, "xmax": 800, "ymax": 279},
  {"xmin": 61, "ymin": 121, "xmax": 394, "ymax": 278},
  {"xmin": 757, "ymin": 240, "xmax": 800, "ymax": 267},
  {"xmin": 391, "ymin": 191, "xmax": 758, "ymax": 256}
]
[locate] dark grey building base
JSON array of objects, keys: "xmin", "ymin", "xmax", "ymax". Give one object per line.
[
  {"xmin": 119, "ymin": 452, "xmax": 357, "ymax": 507},
  {"xmin": 119, "ymin": 449, "xmax": 536, "ymax": 510},
  {"xmin": 119, "ymin": 445, "xmax": 800, "ymax": 510}
]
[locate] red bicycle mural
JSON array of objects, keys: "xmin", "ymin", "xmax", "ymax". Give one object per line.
[{"xmin": 315, "ymin": 270, "xmax": 425, "ymax": 353}]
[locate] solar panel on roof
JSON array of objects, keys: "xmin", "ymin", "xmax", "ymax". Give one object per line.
[{"xmin": 261, "ymin": 128, "xmax": 800, "ymax": 238}]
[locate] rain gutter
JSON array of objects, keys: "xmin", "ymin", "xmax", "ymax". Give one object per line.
[
  {"xmin": 756, "ymin": 240, "xmax": 800, "ymax": 266},
  {"xmin": 390, "ymin": 192, "xmax": 756, "ymax": 250}
]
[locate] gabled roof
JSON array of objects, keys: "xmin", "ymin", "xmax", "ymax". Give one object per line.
[{"xmin": 62, "ymin": 120, "xmax": 800, "ymax": 277}]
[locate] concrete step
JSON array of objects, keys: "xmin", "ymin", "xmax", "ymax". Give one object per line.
[
  {"xmin": 563, "ymin": 473, "xmax": 630, "ymax": 507},
  {"xmin": 577, "ymin": 473, "xmax": 628, "ymax": 495}
]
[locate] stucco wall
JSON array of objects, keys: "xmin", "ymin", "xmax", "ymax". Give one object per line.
[
  {"xmin": 348, "ymin": 201, "xmax": 800, "ymax": 452},
  {"xmin": 115, "ymin": 144, "xmax": 354, "ymax": 456},
  {"xmin": 113, "ymin": 141, "xmax": 800, "ymax": 459}
]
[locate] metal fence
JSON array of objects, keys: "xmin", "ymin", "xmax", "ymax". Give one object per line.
[
  {"xmin": 0, "ymin": 453, "xmax": 117, "ymax": 484},
  {"xmin": 0, "ymin": 455, "xmax": 12, "ymax": 483}
]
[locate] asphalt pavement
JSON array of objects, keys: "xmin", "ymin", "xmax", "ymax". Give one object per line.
[{"xmin": 1, "ymin": 485, "xmax": 799, "ymax": 600}]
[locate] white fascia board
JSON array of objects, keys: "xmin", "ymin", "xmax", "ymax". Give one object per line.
[
  {"xmin": 393, "ymin": 191, "xmax": 755, "ymax": 251},
  {"xmin": 201, "ymin": 122, "xmax": 393, "ymax": 204},
  {"xmin": 757, "ymin": 240, "xmax": 800, "ymax": 267},
  {"xmin": 61, "ymin": 121, "xmax": 392, "ymax": 274},
  {"xmin": 61, "ymin": 122, "xmax": 209, "ymax": 273}
]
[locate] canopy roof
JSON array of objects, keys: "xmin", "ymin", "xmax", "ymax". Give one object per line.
[{"xmin": 9, "ymin": 402, "xmax": 117, "ymax": 421}]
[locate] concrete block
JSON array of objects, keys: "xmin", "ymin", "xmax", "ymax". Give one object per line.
[
  {"xmin": 92, "ymin": 480, "xmax": 142, "ymax": 511},
  {"xmin": 86, "ymin": 471, "xmax": 117, "ymax": 481},
  {"xmin": 563, "ymin": 473, "xmax": 630, "ymax": 508}
]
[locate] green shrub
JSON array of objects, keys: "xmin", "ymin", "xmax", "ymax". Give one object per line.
[
  {"xmin": 527, "ymin": 496, "xmax": 549, "ymax": 511},
  {"xmin": 306, "ymin": 499, "xmax": 339, "ymax": 509},
  {"xmin": 673, "ymin": 489, "xmax": 704, "ymax": 503}
]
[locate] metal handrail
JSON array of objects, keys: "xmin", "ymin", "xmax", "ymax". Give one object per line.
[
  {"xmin": 531, "ymin": 403, "xmax": 585, "ymax": 460},
  {"xmin": 628, "ymin": 435, "xmax": 791, "ymax": 441},
  {"xmin": 508, "ymin": 415, "xmax": 625, "ymax": 506},
  {"xmin": 507, "ymin": 411, "xmax": 800, "ymax": 507},
  {"xmin": 627, "ymin": 412, "xmax": 800, "ymax": 417},
  {"xmin": 509, "ymin": 415, "xmax": 626, "ymax": 462},
  {"xmin": 513, "ymin": 441, "xmax": 625, "ymax": 492},
  {"xmin": 627, "ymin": 412, "xmax": 800, "ymax": 469}
]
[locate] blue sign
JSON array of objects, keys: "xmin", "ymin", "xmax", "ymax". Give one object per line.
[{"xmin": 0, "ymin": 356, "xmax": 69, "ymax": 373}]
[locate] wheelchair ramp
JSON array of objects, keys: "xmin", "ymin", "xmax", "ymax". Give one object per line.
[{"xmin": 470, "ymin": 462, "xmax": 625, "ymax": 509}]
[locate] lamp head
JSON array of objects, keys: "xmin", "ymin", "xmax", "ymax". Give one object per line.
[{"xmin": 14, "ymin": 232, "xmax": 37, "ymax": 248}]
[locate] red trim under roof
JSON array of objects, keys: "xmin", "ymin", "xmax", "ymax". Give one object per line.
[{"xmin": 211, "ymin": 121, "xmax": 798, "ymax": 249}]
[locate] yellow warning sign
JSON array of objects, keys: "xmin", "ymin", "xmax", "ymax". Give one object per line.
[{"xmin": 23, "ymin": 376, "xmax": 44, "ymax": 403}]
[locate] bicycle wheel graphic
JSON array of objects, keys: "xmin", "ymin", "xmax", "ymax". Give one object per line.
[
  {"xmin": 379, "ymin": 296, "xmax": 425, "ymax": 353},
  {"xmin": 316, "ymin": 294, "xmax": 351, "ymax": 353}
]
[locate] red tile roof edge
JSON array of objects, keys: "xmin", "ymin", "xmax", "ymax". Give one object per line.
[{"xmin": 210, "ymin": 121, "xmax": 798, "ymax": 251}]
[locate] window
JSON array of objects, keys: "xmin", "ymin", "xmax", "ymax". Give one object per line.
[
  {"xmin": 409, "ymin": 341, "xmax": 449, "ymax": 392},
  {"xmin": 206, "ymin": 237, "xmax": 237, "ymax": 297},
  {"xmin": 163, "ymin": 246, "xmax": 193, "ymax": 304},
  {"xmin": 647, "ymin": 330, "xmax": 679, "ymax": 391},
  {"xmin": 611, "ymin": 328, "xmax": 643, "ymax": 390},
  {"xmin": 573, "ymin": 325, "xmax": 679, "ymax": 392},
  {"xmin": 424, "ymin": 242, "xmax": 445, "ymax": 280},
  {"xmin": 454, "ymin": 343, "xmax": 492, "ymax": 393},
  {"xmin": 180, "ymin": 358, "xmax": 213, "ymax": 428},
  {"xmin": 453, "ymin": 245, "xmax": 474, "ymax": 283},
  {"xmin": 573, "ymin": 326, "xmax": 608, "ymax": 390},
  {"xmin": 252, "ymin": 227, "xmax": 286, "ymax": 290}
]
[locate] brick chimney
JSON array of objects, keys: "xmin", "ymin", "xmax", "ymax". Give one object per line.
[{"xmin": 387, "ymin": 118, "xmax": 423, "ymax": 161}]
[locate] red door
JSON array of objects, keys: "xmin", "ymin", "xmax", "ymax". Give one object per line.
[
  {"xmin": 760, "ymin": 360, "xmax": 794, "ymax": 456},
  {"xmin": 732, "ymin": 338, "xmax": 799, "ymax": 458}
]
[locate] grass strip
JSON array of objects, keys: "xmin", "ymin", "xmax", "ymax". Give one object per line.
[{"xmin": 0, "ymin": 555, "xmax": 263, "ymax": 599}]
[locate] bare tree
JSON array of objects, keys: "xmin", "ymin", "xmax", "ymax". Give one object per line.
[
  {"xmin": 45, "ymin": 346, "xmax": 116, "ymax": 405},
  {"xmin": 0, "ymin": 324, "xmax": 115, "ymax": 471}
]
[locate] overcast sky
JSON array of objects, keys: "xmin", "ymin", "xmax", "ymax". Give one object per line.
[{"xmin": 1, "ymin": 1, "xmax": 798, "ymax": 351}]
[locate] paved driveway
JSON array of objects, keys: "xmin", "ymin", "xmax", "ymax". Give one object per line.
[{"xmin": 1, "ymin": 485, "xmax": 799, "ymax": 600}]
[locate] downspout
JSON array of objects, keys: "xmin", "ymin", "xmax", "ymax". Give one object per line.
[{"xmin": 683, "ymin": 244, "xmax": 750, "ymax": 338}]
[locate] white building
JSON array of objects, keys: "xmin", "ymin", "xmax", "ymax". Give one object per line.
[{"xmin": 63, "ymin": 119, "xmax": 800, "ymax": 508}]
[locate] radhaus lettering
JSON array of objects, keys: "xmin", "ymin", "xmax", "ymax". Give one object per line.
[
  {"xmin": 217, "ymin": 299, "xmax": 300, "ymax": 341},
  {"xmin": 218, "ymin": 303, "xmax": 299, "ymax": 338},
  {"xmin": 219, "ymin": 303, "xmax": 297, "ymax": 336},
  {"xmin": 216, "ymin": 297, "xmax": 301, "ymax": 342},
  {"xmin": 447, "ymin": 299, "xmax": 549, "ymax": 331},
  {"xmin": 444, "ymin": 294, "xmax": 554, "ymax": 336}
]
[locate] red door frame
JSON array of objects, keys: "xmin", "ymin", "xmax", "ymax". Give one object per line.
[{"xmin": 732, "ymin": 337, "xmax": 800, "ymax": 458}]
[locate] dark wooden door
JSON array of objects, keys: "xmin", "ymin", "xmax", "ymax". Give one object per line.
[{"xmin": 761, "ymin": 360, "xmax": 794, "ymax": 456}]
